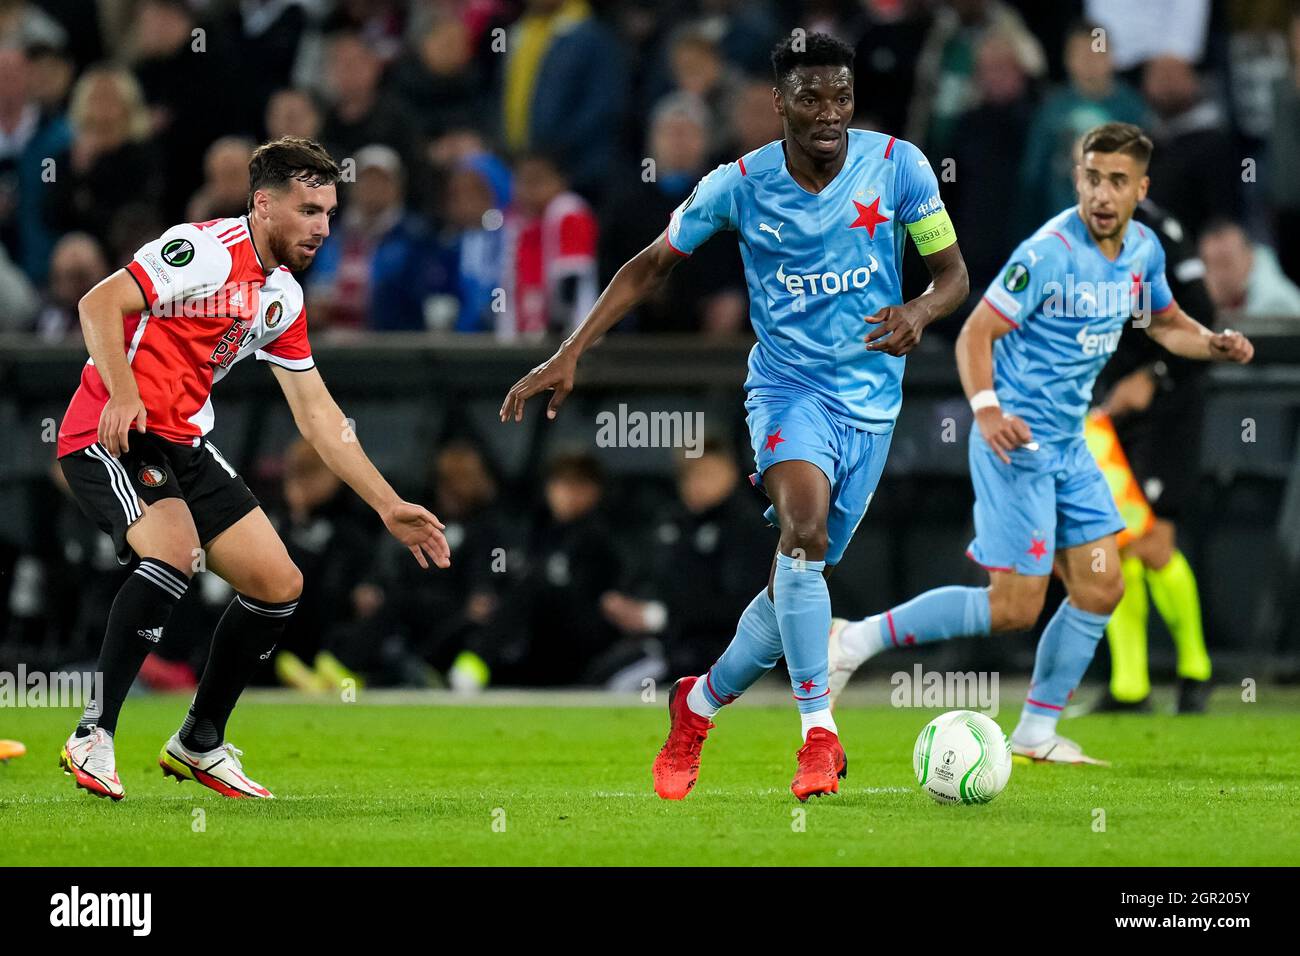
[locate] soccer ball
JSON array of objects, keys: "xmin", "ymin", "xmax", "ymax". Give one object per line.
[{"xmin": 913, "ymin": 710, "xmax": 1012, "ymax": 805}]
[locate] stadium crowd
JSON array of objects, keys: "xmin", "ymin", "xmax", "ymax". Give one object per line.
[{"xmin": 3, "ymin": 0, "xmax": 1300, "ymax": 690}]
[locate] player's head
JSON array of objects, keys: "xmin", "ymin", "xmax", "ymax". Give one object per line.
[
  {"xmin": 769, "ymin": 32, "xmax": 855, "ymax": 163},
  {"xmin": 1074, "ymin": 122, "xmax": 1152, "ymax": 242},
  {"xmin": 247, "ymin": 136, "xmax": 340, "ymax": 272}
]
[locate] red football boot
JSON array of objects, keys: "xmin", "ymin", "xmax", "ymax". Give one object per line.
[
  {"xmin": 791, "ymin": 726, "xmax": 848, "ymax": 801},
  {"xmin": 652, "ymin": 676, "xmax": 715, "ymax": 800}
]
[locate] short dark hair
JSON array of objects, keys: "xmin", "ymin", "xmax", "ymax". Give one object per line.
[
  {"xmin": 1080, "ymin": 122, "xmax": 1153, "ymax": 167},
  {"xmin": 770, "ymin": 32, "xmax": 855, "ymax": 90},
  {"xmin": 546, "ymin": 453, "xmax": 604, "ymax": 487},
  {"xmin": 247, "ymin": 136, "xmax": 341, "ymax": 212}
]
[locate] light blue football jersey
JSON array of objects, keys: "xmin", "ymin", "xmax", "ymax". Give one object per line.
[
  {"xmin": 667, "ymin": 129, "xmax": 950, "ymax": 432},
  {"xmin": 980, "ymin": 207, "xmax": 1175, "ymax": 444}
]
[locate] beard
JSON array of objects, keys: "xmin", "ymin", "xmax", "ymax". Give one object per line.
[{"xmin": 267, "ymin": 229, "xmax": 316, "ymax": 272}]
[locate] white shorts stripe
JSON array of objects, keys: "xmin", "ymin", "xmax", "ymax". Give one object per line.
[
  {"xmin": 85, "ymin": 445, "xmax": 142, "ymax": 523},
  {"xmin": 204, "ymin": 442, "xmax": 238, "ymax": 478}
]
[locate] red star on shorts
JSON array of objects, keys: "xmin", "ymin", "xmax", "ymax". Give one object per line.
[
  {"xmin": 765, "ymin": 428, "xmax": 786, "ymax": 453},
  {"xmin": 798, "ymin": 679, "xmax": 817, "ymax": 693},
  {"xmin": 1027, "ymin": 538, "xmax": 1048, "ymax": 560},
  {"xmin": 849, "ymin": 197, "xmax": 888, "ymax": 238},
  {"xmin": 904, "ymin": 633, "xmax": 916, "ymax": 646}
]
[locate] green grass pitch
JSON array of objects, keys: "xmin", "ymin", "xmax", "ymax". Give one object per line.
[{"xmin": 2, "ymin": 687, "xmax": 1297, "ymax": 866}]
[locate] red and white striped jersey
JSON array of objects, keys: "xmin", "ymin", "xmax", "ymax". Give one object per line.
[{"xmin": 58, "ymin": 216, "xmax": 313, "ymax": 456}]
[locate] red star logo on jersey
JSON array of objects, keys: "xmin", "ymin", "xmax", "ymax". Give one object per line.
[
  {"xmin": 798, "ymin": 679, "xmax": 817, "ymax": 693},
  {"xmin": 850, "ymin": 197, "xmax": 888, "ymax": 238},
  {"xmin": 765, "ymin": 428, "xmax": 786, "ymax": 453},
  {"xmin": 1130, "ymin": 271, "xmax": 1143, "ymax": 301},
  {"xmin": 1027, "ymin": 538, "xmax": 1048, "ymax": 560}
]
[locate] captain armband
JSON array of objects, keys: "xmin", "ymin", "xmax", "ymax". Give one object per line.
[{"xmin": 905, "ymin": 208, "xmax": 957, "ymax": 255}]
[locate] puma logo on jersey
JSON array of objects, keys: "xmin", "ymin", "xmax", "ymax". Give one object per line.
[
  {"xmin": 758, "ymin": 222, "xmax": 784, "ymax": 242},
  {"xmin": 776, "ymin": 257, "xmax": 879, "ymax": 296},
  {"xmin": 138, "ymin": 627, "xmax": 163, "ymax": 643}
]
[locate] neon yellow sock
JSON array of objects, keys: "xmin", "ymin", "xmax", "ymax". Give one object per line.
[
  {"xmin": 1106, "ymin": 556, "xmax": 1151, "ymax": 702},
  {"xmin": 1146, "ymin": 549, "xmax": 1211, "ymax": 681}
]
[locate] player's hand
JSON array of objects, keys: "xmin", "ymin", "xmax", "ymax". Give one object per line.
[
  {"xmin": 499, "ymin": 348, "xmax": 579, "ymax": 422},
  {"xmin": 1102, "ymin": 368, "xmax": 1156, "ymax": 419},
  {"xmin": 975, "ymin": 406, "xmax": 1033, "ymax": 465},
  {"xmin": 864, "ymin": 303, "xmax": 926, "ymax": 356},
  {"xmin": 1209, "ymin": 329, "xmax": 1254, "ymax": 364},
  {"xmin": 382, "ymin": 501, "xmax": 450, "ymax": 569},
  {"xmin": 98, "ymin": 391, "xmax": 147, "ymax": 457}
]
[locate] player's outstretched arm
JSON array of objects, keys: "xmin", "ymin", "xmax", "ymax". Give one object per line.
[
  {"xmin": 1145, "ymin": 305, "xmax": 1254, "ymax": 364},
  {"xmin": 865, "ymin": 243, "xmax": 969, "ymax": 355},
  {"xmin": 956, "ymin": 300, "xmax": 1034, "ymax": 464},
  {"xmin": 499, "ymin": 235, "xmax": 683, "ymax": 423},
  {"xmin": 79, "ymin": 270, "xmax": 149, "ymax": 456},
  {"xmin": 271, "ymin": 365, "xmax": 450, "ymax": 569}
]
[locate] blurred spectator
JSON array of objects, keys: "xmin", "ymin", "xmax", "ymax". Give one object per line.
[
  {"xmin": 320, "ymin": 31, "xmax": 416, "ymax": 168},
  {"xmin": 1270, "ymin": 8, "xmax": 1300, "ymax": 284},
  {"xmin": 599, "ymin": 92, "xmax": 746, "ymax": 334},
  {"xmin": 0, "ymin": 239, "xmax": 36, "ymax": 329},
  {"xmin": 655, "ymin": 28, "xmax": 736, "ymax": 157},
  {"xmin": 500, "ymin": 151, "xmax": 599, "ymax": 338},
  {"xmin": 25, "ymin": 42, "xmax": 74, "ymax": 114},
  {"xmin": 1019, "ymin": 19, "xmax": 1148, "ymax": 228},
  {"xmin": 30, "ymin": 231, "xmax": 104, "ymax": 340},
  {"xmin": 131, "ymin": 0, "xmax": 232, "ymax": 219},
  {"xmin": 390, "ymin": 15, "xmax": 489, "ymax": 141},
  {"xmin": 853, "ymin": 0, "xmax": 936, "ymax": 134},
  {"xmin": 106, "ymin": 201, "xmax": 164, "ymax": 271},
  {"xmin": 186, "ymin": 136, "xmax": 253, "ymax": 222},
  {"xmin": 491, "ymin": 453, "xmax": 625, "ymax": 686},
  {"xmin": 43, "ymin": 66, "xmax": 160, "ymax": 253},
  {"xmin": 0, "ymin": 46, "xmax": 72, "ymax": 283},
  {"xmin": 501, "ymin": 0, "xmax": 628, "ymax": 198},
  {"xmin": 907, "ymin": 0, "xmax": 1045, "ymax": 156},
  {"xmin": 0, "ymin": 0, "xmax": 67, "ymax": 50},
  {"xmin": 1084, "ymin": 0, "xmax": 1210, "ymax": 73},
  {"xmin": 305, "ymin": 144, "xmax": 447, "ymax": 332},
  {"xmin": 598, "ymin": 441, "xmax": 773, "ymax": 688},
  {"xmin": 443, "ymin": 151, "xmax": 512, "ymax": 332},
  {"xmin": 264, "ymin": 87, "xmax": 324, "ymax": 142},
  {"xmin": 1199, "ymin": 219, "xmax": 1300, "ymax": 320},
  {"xmin": 1143, "ymin": 55, "xmax": 1242, "ymax": 241},
  {"xmin": 226, "ymin": 0, "xmax": 310, "ymax": 133},
  {"xmin": 947, "ymin": 27, "xmax": 1037, "ymax": 301},
  {"xmin": 266, "ymin": 439, "xmax": 377, "ymax": 693},
  {"xmin": 721, "ymin": 78, "xmax": 784, "ymax": 160},
  {"xmin": 337, "ymin": 440, "xmax": 512, "ymax": 689},
  {"xmin": 321, "ymin": 0, "xmax": 407, "ymax": 65}
]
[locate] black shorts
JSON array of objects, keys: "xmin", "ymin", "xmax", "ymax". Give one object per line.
[
  {"xmin": 1114, "ymin": 394, "xmax": 1204, "ymax": 521},
  {"xmin": 59, "ymin": 432, "xmax": 260, "ymax": 565}
]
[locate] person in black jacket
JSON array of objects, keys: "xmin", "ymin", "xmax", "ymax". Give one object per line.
[
  {"xmin": 598, "ymin": 441, "xmax": 775, "ymax": 690},
  {"xmin": 1092, "ymin": 198, "xmax": 1216, "ymax": 714}
]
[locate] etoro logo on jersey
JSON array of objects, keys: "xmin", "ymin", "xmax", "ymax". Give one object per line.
[
  {"xmin": 209, "ymin": 318, "xmax": 256, "ymax": 370},
  {"xmin": 776, "ymin": 256, "xmax": 880, "ymax": 297}
]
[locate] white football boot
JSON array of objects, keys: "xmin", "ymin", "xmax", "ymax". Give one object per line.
[
  {"xmin": 828, "ymin": 616, "xmax": 885, "ymax": 709},
  {"xmin": 1011, "ymin": 734, "xmax": 1110, "ymax": 767},
  {"xmin": 159, "ymin": 734, "xmax": 274, "ymax": 798},
  {"xmin": 60, "ymin": 727, "xmax": 125, "ymax": 800}
]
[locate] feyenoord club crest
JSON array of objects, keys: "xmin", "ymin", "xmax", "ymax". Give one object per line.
[
  {"xmin": 264, "ymin": 300, "xmax": 283, "ymax": 328},
  {"xmin": 138, "ymin": 465, "xmax": 167, "ymax": 488},
  {"xmin": 161, "ymin": 238, "xmax": 194, "ymax": 267}
]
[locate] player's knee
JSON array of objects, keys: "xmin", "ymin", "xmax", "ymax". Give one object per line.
[
  {"xmin": 1075, "ymin": 571, "xmax": 1124, "ymax": 615},
  {"xmin": 988, "ymin": 589, "xmax": 1043, "ymax": 633},
  {"xmin": 779, "ymin": 519, "xmax": 828, "ymax": 561},
  {"xmin": 244, "ymin": 563, "xmax": 303, "ymax": 604}
]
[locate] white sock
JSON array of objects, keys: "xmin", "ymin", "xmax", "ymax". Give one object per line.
[
  {"xmin": 839, "ymin": 615, "xmax": 884, "ymax": 663},
  {"xmin": 801, "ymin": 708, "xmax": 838, "ymax": 739},
  {"xmin": 686, "ymin": 677, "xmax": 718, "ymax": 718},
  {"xmin": 1011, "ymin": 712, "xmax": 1057, "ymax": 747}
]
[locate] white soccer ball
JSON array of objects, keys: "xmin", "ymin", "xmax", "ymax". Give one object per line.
[{"xmin": 913, "ymin": 710, "xmax": 1012, "ymax": 805}]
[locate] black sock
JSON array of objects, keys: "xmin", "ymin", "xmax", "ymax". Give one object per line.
[
  {"xmin": 180, "ymin": 593, "xmax": 296, "ymax": 751},
  {"xmin": 77, "ymin": 558, "xmax": 190, "ymax": 736}
]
